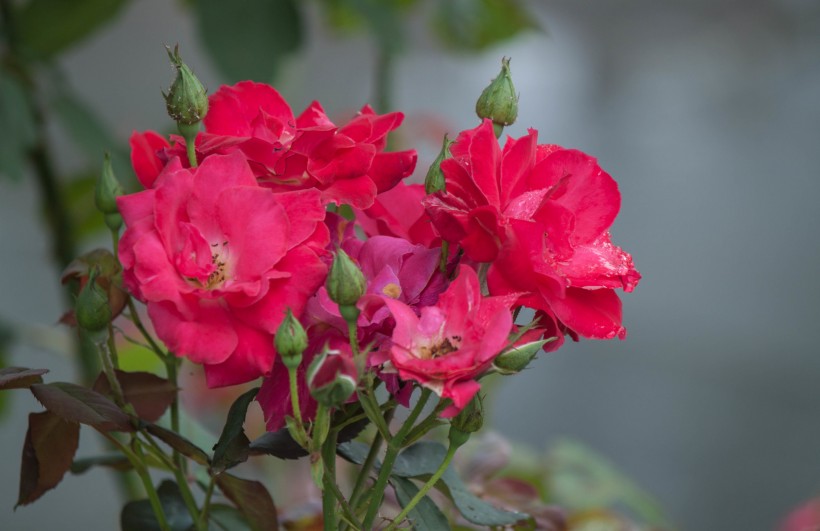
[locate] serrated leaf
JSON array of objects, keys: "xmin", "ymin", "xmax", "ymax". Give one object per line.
[
  {"xmin": 547, "ymin": 439, "xmax": 670, "ymax": 528},
  {"xmin": 17, "ymin": 411, "xmax": 80, "ymax": 506},
  {"xmin": 0, "ymin": 367, "xmax": 48, "ymax": 390},
  {"xmin": 120, "ymin": 480, "xmax": 194, "ymax": 531},
  {"xmin": 70, "ymin": 453, "xmax": 132, "ymax": 474},
  {"xmin": 15, "ymin": 0, "xmax": 129, "ymax": 59},
  {"xmin": 433, "ymin": 0, "xmax": 538, "ymax": 52},
  {"xmin": 392, "ymin": 476, "xmax": 451, "ymax": 531},
  {"xmin": 0, "ymin": 73, "xmax": 36, "ymax": 181},
  {"xmin": 211, "ymin": 387, "xmax": 259, "ymax": 472},
  {"xmin": 393, "ymin": 441, "xmax": 527, "ymax": 526},
  {"xmin": 215, "ymin": 473, "xmax": 278, "ymax": 531},
  {"xmin": 93, "ymin": 370, "xmax": 176, "ymax": 422},
  {"xmin": 30, "ymin": 381, "xmax": 133, "ymax": 432},
  {"xmin": 208, "ymin": 504, "xmax": 252, "ymax": 530},
  {"xmin": 196, "ymin": 0, "xmax": 303, "ymax": 83},
  {"xmin": 145, "ymin": 423, "xmax": 210, "ymax": 466}
]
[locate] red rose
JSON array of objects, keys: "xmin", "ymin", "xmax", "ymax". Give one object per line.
[
  {"xmin": 424, "ymin": 119, "xmax": 640, "ymax": 340},
  {"xmin": 117, "ymin": 152, "xmax": 329, "ymax": 386}
]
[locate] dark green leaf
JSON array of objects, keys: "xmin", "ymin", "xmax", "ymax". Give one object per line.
[
  {"xmin": 0, "ymin": 73, "xmax": 36, "ymax": 181},
  {"xmin": 145, "ymin": 423, "xmax": 210, "ymax": 466},
  {"xmin": 392, "ymin": 476, "xmax": 452, "ymax": 530},
  {"xmin": 70, "ymin": 453, "xmax": 132, "ymax": 474},
  {"xmin": 196, "ymin": 0, "xmax": 303, "ymax": 82},
  {"xmin": 93, "ymin": 370, "xmax": 177, "ymax": 422},
  {"xmin": 15, "ymin": 0, "xmax": 129, "ymax": 59},
  {"xmin": 215, "ymin": 473, "xmax": 278, "ymax": 531},
  {"xmin": 121, "ymin": 480, "xmax": 194, "ymax": 531},
  {"xmin": 30, "ymin": 381, "xmax": 134, "ymax": 432},
  {"xmin": 211, "ymin": 387, "xmax": 259, "ymax": 472},
  {"xmin": 337, "ymin": 440, "xmax": 369, "ymax": 465},
  {"xmin": 392, "ymin": 441, "xmax": 527, "ymax": 526},
  {"xmin": 17, "ymin": 411, "xmax": 80, "ymax": 506},
  {"xmin": 547, "ymin": 439, "xmax": 670, "ymax": 528},
  {"xmin": 433, "ymin": 0, "xmax": 539, "ymax": 52},
  {"xmin": 0, "ymin": 367, "xmax": 48, "ymax": 390},
  {"xmin": 208, "ymin": 504, "xmax": 252, "ymax": 531}
]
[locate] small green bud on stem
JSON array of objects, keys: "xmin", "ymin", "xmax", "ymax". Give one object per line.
[{"xmin": 476, "ymin": 57, "xmax": 519, "ymax": 137}]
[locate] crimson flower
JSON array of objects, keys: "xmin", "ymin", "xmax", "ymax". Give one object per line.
[
  {"xmin": 424, "ymin": 120, "xmax": 640, "ymax": 340},
  {"xmin": 117, "ymin": 152, "xmax": 328, "ymax": 386},
  {"xmin": 377, "ymin": 266, "xmax": 515, "ymax": 416}
]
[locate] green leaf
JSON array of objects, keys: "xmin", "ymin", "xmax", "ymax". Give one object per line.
[
  {"xmin": 0, "ymin": 367, "xmax": 48, "ymax": 390},
  {"xmin": 196, "ymin": 0, "xmax": 303, "ymax": 83},
  {"xmin": 93, "ymin": 370, "xmax": 177, "ymax": 422},
  {"xmin": 121, "ymin": 480, "xmax": 194, "ymax": 531},
  {"xmin": 145, "ymin": 423, "xmax": 210, "ymax": 466},
  {"xmin": 15, "ymin": 0, "xmax": 129, "ymax": 59},
  {"xmin": 215, "ymin": 473, "xmax": 278, "ymax": 531},
  {"xmin": 30, "ymin": 381, "xmax": 134, "ymax": 432},
  {"xmin": 17, "ymin": 411, "xmax": 80, "ymax": 506},
  {"xmin": 546, "ymin": 439, "xmax": 671, "ymax": 528},
  {"xmin": 393, "ymin": 441, "xmax": 527, "ymax": 527},
  {"xmin": 392, "ymin": 476, "xmax": 452, "ymax": 531},
  {"xmin": 0, "ymin": 73, "xmax": 36, "ymax": 181},
  {"xmin": 211, "ymin": 387, "xmax": 259, "ymax": 472},
  {"xmin": 208, "ymin": 504, "xmax": 252, "ymax": 531},
  {"xmin": 70, "ymin": 453, "xmax": 132, "ymax": 474},
  {"xmin": 433, "ymin": 0, "xmax": 539, "ymax": 52}
]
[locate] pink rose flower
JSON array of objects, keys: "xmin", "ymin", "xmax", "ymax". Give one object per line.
[
  {"xmin": 424, "ymin": 119, "xmax": 640, "ymax": 340},
  {"xmin": 117, "ymin": 152, "xmax": 329, "ymax": 386},
  {"xmin": 377, "ymin": 266, "xmax": 515, "ymax": 416},
  {"xmin": 354, "ymin": 181, "xmax": 440, "ymax": 248}
]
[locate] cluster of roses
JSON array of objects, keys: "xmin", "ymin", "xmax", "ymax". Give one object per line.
[{"xmin": 118, "ymin": 72, "xmax": 639, "ymax": 433}]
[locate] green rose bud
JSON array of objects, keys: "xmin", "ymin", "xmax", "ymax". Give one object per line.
[
  {"xmin": 307, "ymin": 348, "xmax": 358, "ymax": 408},
  {"xmin": 275, "ymin": 309, "xmax": 307, "ymax": 370},
  {"xmin": 493, "ymin": 338, "xmax": 555, "ymax": 375},
  {"xmin": 449, "ymin": 394, "xmax": 484, "ymax": 448},
  {"xmin": 424, "ymin": 134, "xmax": 452, "ymax": 195},
  {"xmin": 475, "ymin": 57, "xmax": 519, "ymax": 136},
  {"xmin": 163, "ymin": 44, "xmax": 208, "ymax": 127},
  {"xmin": 95, "ymin": 153, "xmax": 123, "ymax": 215},
  {"xmin": 75, "ymin": 269, "xmax": 112, "ymax": 334},
  {"xmin": 326, "ymin": 248, "xmax": 366, "ymax": 320}
]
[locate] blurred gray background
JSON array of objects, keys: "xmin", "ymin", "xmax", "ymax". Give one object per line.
[{"xmin": 2, "ymin": 0, "xmax": 820, "ymax": 529}]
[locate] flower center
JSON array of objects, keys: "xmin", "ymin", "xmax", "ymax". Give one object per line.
[{"xmin": 419, "ymin": 335, "xmax": 461, "ymax": 359}]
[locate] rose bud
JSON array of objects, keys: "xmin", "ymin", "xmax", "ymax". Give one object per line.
[
  {"xmin": 307, "ymin": 348, "xmax": 358, "ymax": 408},
  {"xmin": 75, "ymin": 269, "xmax": 112, "ymax": 334},
  {"xmin": 163, "ymin": 44, "xmax": 208, "ymax": 127},
  {"xmin": 326, "ymin": 248, "xmax": 366, "ymax": 322},
  {"xmin": 424, "ymin": 134, "xmax": 452, "ymax": 195},
  {"xmin": 493, "ymin": 338, "xmax": 555, "ymax": 375},
  {"xmin": 275, "ymin": 309, "xmax": 308, "ymax": 371},
  {"xmin": 61, "ymin": 249, "xmax": 128, "ymax": 326},
  {"xmin": 95, "ymin": 153, "xmax": 124, "ymax": 231},
  {"xmin": 449, "ymin": 393, "xmax": 484, "ymax": 447},
  {"xmin": 475, "ymin": 57, "xmax": 519, "ymax": 136}
]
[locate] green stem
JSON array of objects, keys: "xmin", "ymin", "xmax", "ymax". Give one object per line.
[
  {"xmin": 196, "ymin": 476, "xmax": 216, "ymax": 530},
  {"xmin": 126, "ymin": 299, "xmax": 167, "ymax": 359},
  {"xmin": 384, "ymin": 441, "xmax": 460, "ymax": 531},
  {"xmin": 98, "ymin": 335, "xmax": 125, "ymax": 407},
  {"xmin": 374, "ymin": 48, "xmax": 394, "ymax": 115},
  {"xmin": 439, "ymin": 241, "xmax": 449, "ymax": 274},
  {"xmin": 361, "ymin": 389, "xmax": 431, "ymax": 529},
  {"xmin": 402, "ymin": 398, "xmax": 449, "ymax": 448},
  {"xmin": 140, "ymin": 431, "xmax": 202, "ymax": 529},
  {"xmin": 346, "ymin": 320, "xmax": 360, "ymax": 358},
  {"xmin": 164, "ymin": 356, "xmax": 185, "ymax": 474},
  {"xmin": 101, "ymin": 432, "xmax": 171, "ymax": 531},
  {"xmin": 185, "ymin": 139, "xmax": 198, "ymax": 168},
  {"xmin": 321, "ymin": 430, "xmax": 339, "ymax": 531},
  {"xmin": 347, "ymin": 408, "xmax": 394, "ymax": 514}
]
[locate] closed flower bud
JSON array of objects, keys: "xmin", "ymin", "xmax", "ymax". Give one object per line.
[
  {"xmin": 163, "ymin": 45, "xmax": 208, "ymax": 126},
  {"xmin": 275, "ymin": 309, "xmax": 307, "ymax": 370},
  {"xmin": 493, "ymin": 338, "xmax": 553, "ymax": 375},
  {"xmin": 424, "ymin": 134, "xmax": 452, "ymax": 195},
  {"xmin": 75, "ymin": 269, "xmax": 112, "ymax": 333},
  {"xmin": 95, "ymin": 153, "xmax": 123, "ymax": 215},
  {"xmin": 61, "ymin": 249, "xmax": 128, "ymax": 326},
  {"xmin": 449, "ymin": 394, "xmax": 484, "ymax": 448},
  {"xmin": 307, "ymin": 348, "xmax": 358, "ymax": 408},
  {"xmin": 326, "ymin": 248, "xmax": 366, "ymax": 310},
  {"xmin": 475, "ymin": 57, "xmax": 519, "ymax": 135}
]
